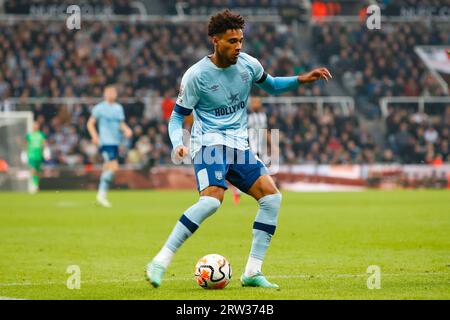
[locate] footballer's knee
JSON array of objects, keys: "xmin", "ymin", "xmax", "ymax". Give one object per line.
[
  {"xmin": 182, "ymin": 195, "xmax": 221, "ymax": 228},
  {"xmin": 200, "ymin": 186, "xmax": 225, "ymax": 203},
  {"xmin": 199, "ymin": 195, "xmax": 221, "ymax": 213},
  {"xmin": 258, "ymin": 192, "xmax": 282, "ymax": 214},
  {"xmin": 104, "ymin": 160, "xmax": 118, "ymax": 172},
  {"xmin": 248, "ymin": 175, "xmax": 279, "ymax": 200}
]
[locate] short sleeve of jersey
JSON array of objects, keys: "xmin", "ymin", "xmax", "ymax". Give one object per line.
[
  {"xmin": 92, "ymin": 104, "xmax": 101, "ymax": 119},
  {"xmin": 242, "ymin": 53, "xmax": 265, "ymax": 83},
  {"xmin": 176, "ymin": 69, "xmax": 200, "ymax": 110},
  {"xmin": 118, "ymin": 104, "xmax": 125, "ymax": 121}
]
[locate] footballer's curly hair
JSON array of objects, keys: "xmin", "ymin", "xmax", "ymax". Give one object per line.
[{"xmin": 207, "ymin": 10, "xmax": 245, "ymax": 37}]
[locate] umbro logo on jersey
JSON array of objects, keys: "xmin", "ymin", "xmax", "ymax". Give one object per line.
[{"xmin": 209, "ymin": 85, "xmax": 219, "ymax": 91}]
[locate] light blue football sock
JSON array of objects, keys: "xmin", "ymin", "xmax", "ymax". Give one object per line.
[
  {"xmin": 98, "ymin": 170, "xmax": 114, "ymax": 195},
  {"xmin": 164, "ymin": 196, "xmax": 221, "ymax": 253},
  {"xmin": 250, "ymin": 193, "xmax": 282, "ymax": 261}
]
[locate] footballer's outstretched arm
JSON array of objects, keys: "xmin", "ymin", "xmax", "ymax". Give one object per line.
[
  {"xmin": 298, "ymin": 67, "xmax": 332, "ymax": 83},
  {"xmin": 256, "ymin": 67, "xmax": 332, "ymax": 95}
]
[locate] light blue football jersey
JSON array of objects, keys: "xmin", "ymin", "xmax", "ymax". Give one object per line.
[
  {"xmin": 91, "ymin": 101, "xmax": 125, "ymax": 146},
  {"xmin": 176, "ymin": 52, "xmax": 264, "ymax": 158}
]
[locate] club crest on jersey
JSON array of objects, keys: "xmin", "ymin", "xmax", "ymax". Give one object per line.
[{"xmin": 215, "ymin": 171, "xmax": 223, "ymax": 180}]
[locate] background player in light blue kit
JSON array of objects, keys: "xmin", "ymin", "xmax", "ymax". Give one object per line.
[
  {"xmin": 146, "ymin": 10, "xmax": 332, "ymax": 288},
  {"xmin": 87, "ymin": 85, "xmax": 133, "ymax": 208}
]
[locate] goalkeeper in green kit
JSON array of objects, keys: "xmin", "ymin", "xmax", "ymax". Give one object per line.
[{"xmin": 26, "ymin": 122, "xmax": 49, "ymax": 193}]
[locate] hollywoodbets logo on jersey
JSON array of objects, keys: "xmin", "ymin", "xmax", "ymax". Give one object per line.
[{"xmin": 213, "ymin": 93, "xmax": 245, "ymax": 117}]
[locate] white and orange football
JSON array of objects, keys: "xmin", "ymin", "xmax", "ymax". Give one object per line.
[{"xmin": 194, "ymin": 254, "xmax": 232, "ymax": 289}]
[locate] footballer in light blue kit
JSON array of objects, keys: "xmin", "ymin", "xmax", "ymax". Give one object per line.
[
  {"xmin": 87, "ymin": 85, "xmax": 132, "ymax": 208},
  {"xmin": 146, "ymin": 10, "xmax": 332, "ymax": 288}
]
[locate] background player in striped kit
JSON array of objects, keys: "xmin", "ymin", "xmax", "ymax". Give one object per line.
[{"xmin": 248, "ymin": 97, "xmax": 268, "ymax": 163}]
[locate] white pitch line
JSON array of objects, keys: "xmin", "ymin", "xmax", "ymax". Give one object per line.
[
  {"xmin": 0, "ymin": 272, "xmax": 447, "ymax": 287},
  {"xmin": 0, "ymin": 296, "xmax": 26, "ymax": 300},
  {"xmin": 270, "ymin": 272, "xmax": 449, "ymax": 279}
]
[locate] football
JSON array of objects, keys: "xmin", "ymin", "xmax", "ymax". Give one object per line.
[{"xmin": 194, "ymin": 254, "xmax": 232, "ymax": 289}]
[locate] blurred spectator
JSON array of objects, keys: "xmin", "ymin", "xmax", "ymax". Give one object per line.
[
  {"xmin": 385, "ymin": 106, "xmax": 449, "ymax": 164},
  {"xmin": 161, "ymin": 90, "xmax": 175, "ymax": 121},
  {"xmin": 424, "ymin": 126, "xmax": 439, "ymax": 145},
  {"xmin": 313, "ymin": 21, "xmax": 449, "ymax": 117},
  {"xmin": 248, "ymin": 97, "xmax": 268, "ymax": 161}
]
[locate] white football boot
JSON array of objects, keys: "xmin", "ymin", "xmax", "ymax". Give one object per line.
[{"xmin": 96, "ymin": 193, "xmax": 112, "ymax": 208}]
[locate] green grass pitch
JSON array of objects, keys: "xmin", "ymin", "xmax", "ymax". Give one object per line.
[{"xmin": 0, "ymin": 190, "xmax": 449, "ymax": 300}]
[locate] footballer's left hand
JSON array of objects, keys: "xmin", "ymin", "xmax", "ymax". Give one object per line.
[{"xmin": 298, "ymin": 67, "xmax": 332, "ymax": 83}]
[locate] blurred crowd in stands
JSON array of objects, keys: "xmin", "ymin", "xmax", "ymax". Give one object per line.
[
  {"xmin": 385, "ymin": 105, "xmax": 450, "ymax": 165},
  {"xmin": 0, "ymin": 19, "xmax": 320, "ymax": 167},
  {"xmin": 0, "ymin": 20, "xmax": 308, "ymax": 100},
  {"xmin": 265, "ymin": 103, "xmax": 379, "ymax": 164},
  {"xmin": 313, "ymin": 21, "xmax": 449, "ymax": 118},
  {"xmin": 3, "ymin": 0, "xmax": 300, "ymax": 14},
  {"xmin": 3, "ymin": 0, "xmax": 134, "ymax": 15},
  {"xmin": 0, "ymin": 5, "xmax": 448, "ymax": 168},
  {"xmin": 169, "ymin": 0, "xmax": 300, "ymax": 8},
  {"xmin": 29, "ymin": 100, "xmax": 450, "ymax": 168}
]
